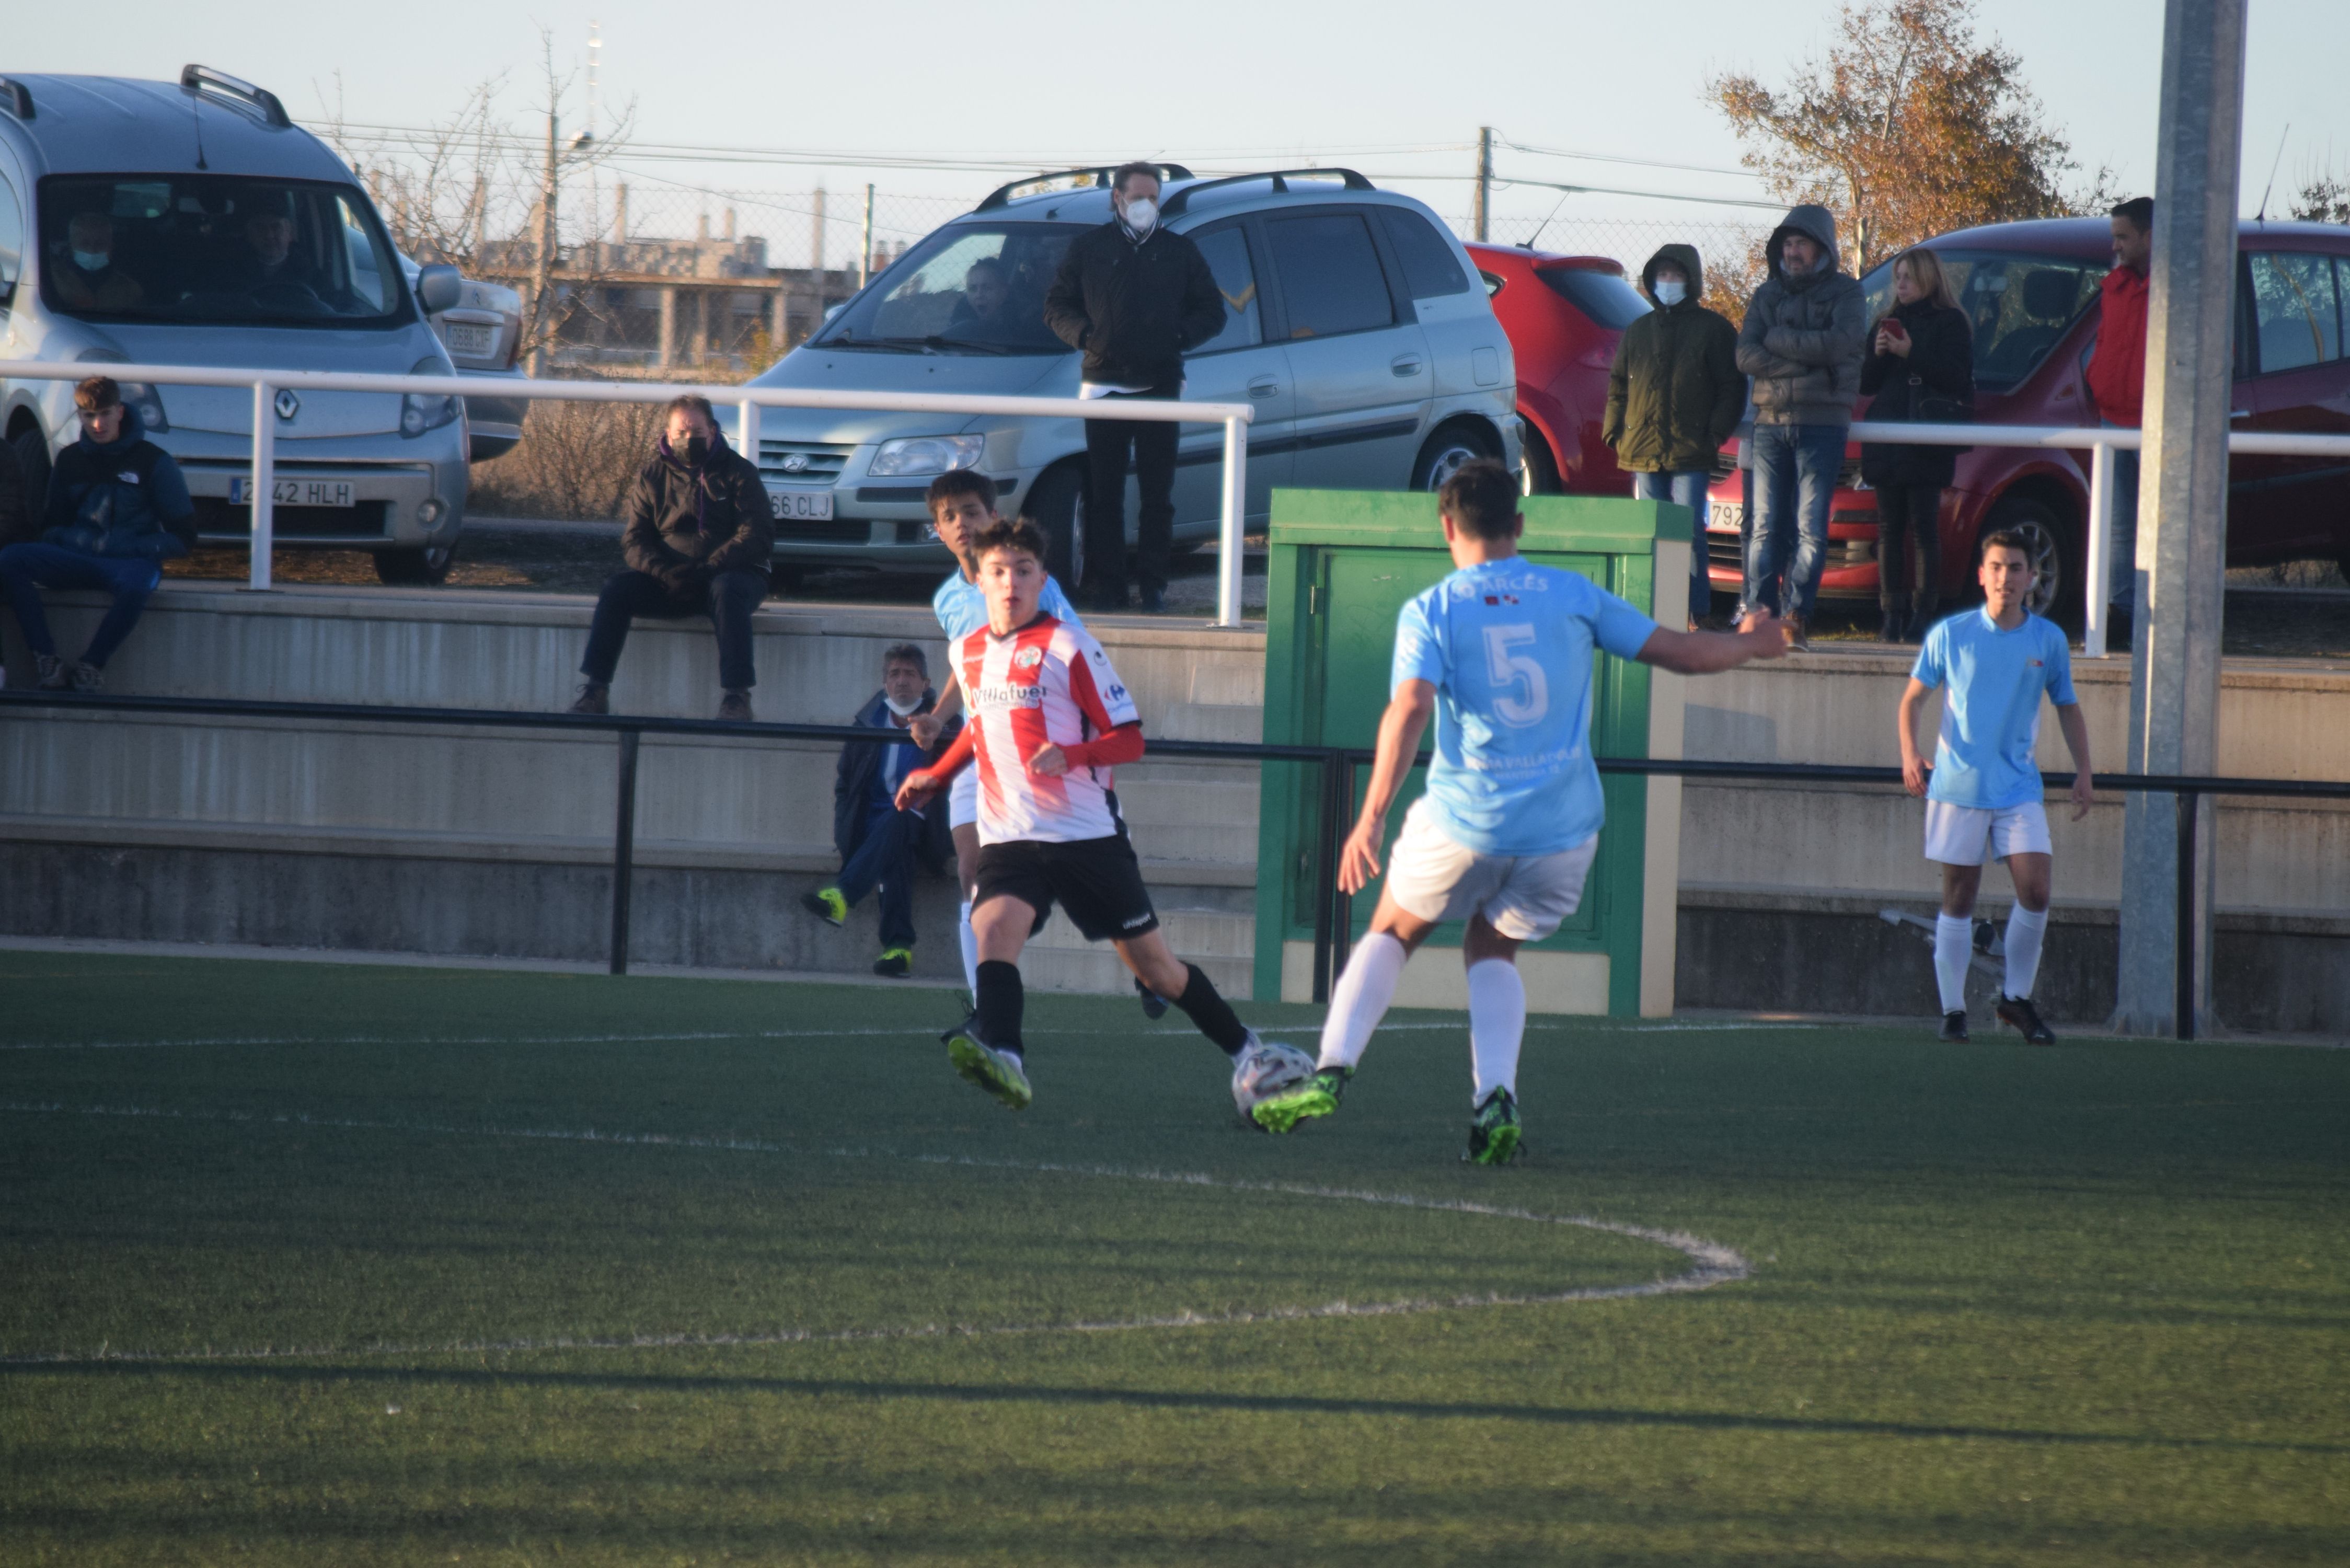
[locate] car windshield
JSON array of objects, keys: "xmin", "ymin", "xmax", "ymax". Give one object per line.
[
  {"xmin": 810, "ymin": 221, "xmax": 1086, "ymax": 354},
  {"xmin": 38, "ymin": 174, "xmax": 410, "ymax": 328},
  {"xmin": 1861, "ymin": 249, "xmax": 2106, "ymax": 393},
  {"xmin": 1537, "ymin": 266, "xmax": 1651, "ymax": 329}
]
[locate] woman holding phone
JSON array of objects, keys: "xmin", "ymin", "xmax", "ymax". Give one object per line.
[{"xmin": 1860, "ymin": 248, "xmax": 1975, "ymax": 642}]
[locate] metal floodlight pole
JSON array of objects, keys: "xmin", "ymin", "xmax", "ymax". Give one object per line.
[
  {"xmin": 2114, "ymin": 0, "xmax": 2248, "ymax": 1037},
  {"xmin": 247, "ymin": 379, "xmax": 275, "ymax": 592}
]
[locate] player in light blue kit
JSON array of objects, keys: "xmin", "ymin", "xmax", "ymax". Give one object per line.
[
  {"xmin": 1897, "ymin": 527, "xmax": 2094, "ymax": 1046},
  {"xmin": 1252, "ymin": 460, "xmax": 1788, "ymax": 1161}
]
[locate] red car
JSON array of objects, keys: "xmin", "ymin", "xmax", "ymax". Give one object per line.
[
  {"xmin": 1467, "ymin": 242, "xmax": 1655, "ymax": 494},
  {"xmin": 1706, "ymin": 216, "xmax": 2350, "ymax": 620}
]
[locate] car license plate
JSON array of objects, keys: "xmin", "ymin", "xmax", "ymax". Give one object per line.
[
  {"xmin": 769, "ymin": 490, "xmax": 834, "ymax": 522},
  {"xmin": 442, "ymin": 321, "xmax": 497, "ymax": 357},
  {"xmin": 1708, "ymin": 501, "xmax": 1744, "ymax": 532},
  {"xmin": 229, "ymin": 478, "xmax": 356, "ymax": 508}
]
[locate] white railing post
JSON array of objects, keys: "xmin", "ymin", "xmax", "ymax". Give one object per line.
[
  {"xmin": 2084, "ymin": 439, "xmax": 2115, "ymax": 658},
  {"xmin": 736, "ymin": 397, "xmax": 761, "ymax": 474},
  {"xmin": 248, "ymin": 378, "xmax": 275, "ymax": 593},
  {"xmin": 1216, "ymin": 414, "xmax": 1248, "ymax": 628}
]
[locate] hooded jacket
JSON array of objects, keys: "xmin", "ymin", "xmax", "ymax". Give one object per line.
[
  {"xmin": 1735, "ymin": 204, "xmax": 1867, "ymax": 428},
  {"xmin": 1042, "ymin": 220, "xmax": 1227, "ymax": 389},
  {"xmin": 833, "ymin": 685, "xmax": 960, "ymax": 869},
  {"xmin": 41, "ymin": 405, "xmax": 195, "ymax": 561},
  {"xmin": 619, "ymin": 428, "xmax": 773, "ymax": 592},
  {"xmin": 1604, "ymin": 244, "xmax": 1745, "ymax": 474}
]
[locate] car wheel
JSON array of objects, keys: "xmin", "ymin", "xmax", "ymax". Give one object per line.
[
  {"xmin": 1982, "ymin": 495, "xmax": 2078, "ymax": 628},
  {"xmin": 1022, "ymin": 462, "xmax": 1086, "ymax": 588},
  {"xmin": 375, "ymin": 539, "xmax": 459, "ymax": 586},
  {"xmin": 1519, "ymin": 424, "xmax": 1563, "ymax": 495},
  {"xmin": 10, "ymin": 426, "xmax": 53, "ymax": 527},
  {"xmin": 1411, "ymin": 422, "xmax": 1500, "ymax": 492}
]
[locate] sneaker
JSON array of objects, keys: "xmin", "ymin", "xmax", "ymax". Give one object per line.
[
  {"xmin": 1995, "ymin": 994, "xmax": 2057, "ymax": 1046},
  {"xmin": 943, "ymin": 1020, "xmax": 1032, "ymax": 1110},
  {"xmin": 1464, "ymin": 1087, "xmax": 1523, "ymax": 1166},
  {"xmin": 800, "ymin": 887, "xmax": 847, "ymax": 927},
  {"xmin": 1251, "ymin": 1064, "xmax": 1350, "ymax": 1135},
  {"xmin": 569, "ymin": 682, "xmax": 609, "ymax": 715},
  {"xmin": 35, "ymin": 653, "xmax": 67, "ymax": 691},
  {"xmin": 1138, "ymin": 586, "xmax": 1165, "ymax": 613},
  {"xmin": 717, "ymin": 689, "xmax": 753, "ymax": 722},
  {"xmin": 872, "ymin": 946, "xmax": 913, "ymax": 978},
  {"xmin": 67, "ymin": 661, "xmax": 103, "ymax": 694},
  {"xmin": 1784, "ymin": 615, "xmax": 1810, "ymax": 651},
  {"xmin": 1135, "ymin": 977, "xmax": 1169, "ymax": 1020},
  {"xmin": 1229, "ymin": 1032, "xmax": 1317, "ymax": 1126},
  {"xmin": 1939, "ymin": 1009, "xmax": 1971, "ymax": 1043}
]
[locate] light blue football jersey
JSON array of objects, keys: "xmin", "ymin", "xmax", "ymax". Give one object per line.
[
  {"xmin": 1391, "ymin": 557, "xmax": 1660, "ymax": 857},
  {"xmin": 931, "ymin": 569, "xmax": 1082, "ymax": 645},
  {"xmin": 1911, "ymin": 608, "xmax": 2078, "ymax": 809}
]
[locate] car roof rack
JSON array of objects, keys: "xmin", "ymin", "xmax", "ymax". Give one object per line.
[
  {"xmin": 179, "ymin": 64, "xmax": 291, "ymax": 129},
  {"xmin": 976, "ymin": 163, "xmax": 1195, "ymax": 212},
  {"xmin": 1159, "ymin": 168, "xmax": 1374, "ymax": 218},
  {"xmin": 0, "ymin": 77, "xmax": 32, "ymax": 120}
]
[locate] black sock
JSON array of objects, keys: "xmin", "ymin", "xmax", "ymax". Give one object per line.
[
  {"xmin": 1171, "ymin": 962, "xmax": 1249, "ymax": 1056},
  {"xmin": 974, "ymin": 960, "xmax": 1024, "ymax": 1056}
]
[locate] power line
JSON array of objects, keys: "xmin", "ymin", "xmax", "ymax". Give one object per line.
[{"xmin": 1500, "ymin": 137, "xmax": 1761, "ymax": 182}]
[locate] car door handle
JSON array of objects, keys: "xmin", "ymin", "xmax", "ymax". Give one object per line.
[
  {"xmin": 1391, "ymin": 356, "xmax": 1425, "ymax": 377},
  {"xmin": 2230, "ymin": 408, "xmax": 2253, "ymax": 420},
  {"xmin": 1248, "ymin": 376, "xmax": 1281, "ymax": 398}
]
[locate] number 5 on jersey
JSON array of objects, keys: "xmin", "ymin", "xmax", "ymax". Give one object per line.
[{"xmin": 1483, "ymin": 624, "xmax": 1549, "ymax": 727}]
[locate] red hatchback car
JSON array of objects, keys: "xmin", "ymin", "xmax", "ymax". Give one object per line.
[
  {"xmin": 1705, "ymin": 216, "xmax": 2350, "ymax": 620},
  {"xmin": 1467, "ymin": 242, "xmax": 1656, "ymax": 494}
]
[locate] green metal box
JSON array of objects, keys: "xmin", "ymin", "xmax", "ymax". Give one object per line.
[{"xmin": 1250, "ymin": 488, "xmax": 1691, "ymax": 1017}]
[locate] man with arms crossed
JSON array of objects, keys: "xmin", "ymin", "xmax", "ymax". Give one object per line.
[
  {"xmin": 1898, "ymin": 530, "xmax": 2094, "ymax": 1045},
  {"xmin": 896, "ymin": 517, "xmax": 1311, "ymax": 1114},
  {"xmin": 1252, "ymin": 460, "xmax": 1788, "ymax": 1161}
]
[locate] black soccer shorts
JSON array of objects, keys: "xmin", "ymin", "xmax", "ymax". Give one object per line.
[{"xmin": 973, "ymin": 833, "xmax": 1160, "ymax": 943}]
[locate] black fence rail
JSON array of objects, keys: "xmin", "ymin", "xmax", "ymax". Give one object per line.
[{"xmin": 5, "ymin": 690, "xmax": 2347, "ymax": 1040}]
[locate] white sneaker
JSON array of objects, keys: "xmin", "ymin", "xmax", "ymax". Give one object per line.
[{"xmin": 1230, "ymin": 1031, "xmax": 1318, "ymax": 1125}]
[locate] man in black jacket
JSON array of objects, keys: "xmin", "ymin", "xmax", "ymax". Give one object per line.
[
  {"xmin": 570, "ymin": 395, "xmax": 774, "ymax": 720},
  {"xmin": 1043, "ymin": 162, "xmax": 1225, "ymax": 611},
  {"xmin": 802, "ymin": 643, "xmax": 959, "ymax": 978}
]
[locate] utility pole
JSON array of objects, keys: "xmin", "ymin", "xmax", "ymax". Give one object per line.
[
  {"xmin": 860, "ymin": 183, "xmax": 876, "ymax": 288},
  {"xmin": 531, "ymin": 107, "xmax": 559, "ymax": 377},
  {"xmin": 812, "ymin": 185, "xmax": 826, "ymax": 271},
  {"xmin": 2113, "ymin": 0, "xmax": 2249, "ymax": 1036},
  {"xmin": 1474, "ymin": 126, "xmax": 1493, "ymax": 243}
]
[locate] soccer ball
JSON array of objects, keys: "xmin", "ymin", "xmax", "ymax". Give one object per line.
[{"xmin": 1230, "ymin": 1036, "xmax": 1317, "ymax": 1127}]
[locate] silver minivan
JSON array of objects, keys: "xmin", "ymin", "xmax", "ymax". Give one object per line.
[
  {"xmin": 0, "ymin": 67, "xmax": 470, "ymax": 583},
  {"xmin": 738, "ymin": 167, "xmax": 1519, "ymax": 584}
]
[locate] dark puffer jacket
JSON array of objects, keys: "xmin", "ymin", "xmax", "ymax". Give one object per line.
[
  {"xmin": 620, "ymin": 430, "xmax": 773, "ymax": 593},
  {"xmin": 1604, "ymin": 243, "xmax": 1745, "ymax": 474},
  {"xmin": 1735, "ymin": 204, "xmax": 1867, "ymax": 428},
  {"xmin": 1859, "ymin": 296, "xmax": 1976, "ymax": 488},
  {"xmin": 41, "ymin": 405, "xmax": 195, "ymax": 560},
  {"xmin": 1042, "ymin": 221, "xmax": 1226, "ymax": 388}
]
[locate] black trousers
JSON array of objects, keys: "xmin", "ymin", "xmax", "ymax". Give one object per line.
[
  {"xmin": 1081, "ymin": 383, "xmax": 1181, "ymax": 603},
  {"xmin": 581, "ymin": 568, "xmax": 765, "ymax": 689},
  {"xmin": 1875, "ymin": 483, "xmax": 1942, "ymax": 625}
]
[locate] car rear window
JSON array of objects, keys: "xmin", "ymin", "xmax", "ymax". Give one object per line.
[
  {"xmin": 1536, "ymin": 267, "xmax": 1650, "ymax": 329},
  {"xmin": 1861, "ymin": 250, "xmax": 2104, "ymax": 392},
  {"xmin": 1376, "ymin": 209, "xmax": 1469, "ymax": 298}
]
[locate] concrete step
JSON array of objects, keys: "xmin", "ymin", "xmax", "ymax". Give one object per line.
[{"xmin": 1021, "ymin": 905, "xmax": 1257, "ymax": 999}]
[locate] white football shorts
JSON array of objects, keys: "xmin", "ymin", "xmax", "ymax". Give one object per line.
[
  {"xmin": 949, "ymin": 765, "xmax": 980, "ymax": 831},
  {"xmin": 1382, "ymin": 798, "xmax": 1599, "ymax": 942},
  {"xmin": 1923, "ymin": 798, "xmax": 2051, "ymax": 865}
]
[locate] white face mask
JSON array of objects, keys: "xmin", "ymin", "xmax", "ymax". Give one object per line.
[
  {"xmin": 1653, "ymin": 278, "xmax": 1687, "ymax": 306},
  {"xmin": 74, "ymin": 249, "xmax": 110, "ymax": 272},
  {"xmin": 1122, "ymin": 197, "xmax": 1159, "ymax": 235},
  {"xmin": 883, "ymin": 691, "xmax": 924, "ymax": 717}
]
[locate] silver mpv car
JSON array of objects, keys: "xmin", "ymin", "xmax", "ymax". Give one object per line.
[
  {"xmin": 739, "ymin": 166, "xmax": 1520, "ymax": 584},
  {"xmin": 0, "ymin": 66, "xmax": 470, "ymax": 583}
]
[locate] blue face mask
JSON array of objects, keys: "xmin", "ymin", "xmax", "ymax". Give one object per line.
[{"xmin": 73, "ymin": 249, "xmax": 110, "ymax": 272}]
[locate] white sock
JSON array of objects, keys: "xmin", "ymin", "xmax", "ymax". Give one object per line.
[
  {"xmin": 1318, "ymin": 933, "xmax": 1406, "ymax": 1071},
  {"xmin": 1933, "ymin": 913, "xmax": 1973, "ymax": 1015},
  {"xmin": 957, "ymin": 901, "xmax": 979, "ymax": 995},
  {"xmin": 2003, "ymin": 905, "xmax": 2049, "ymax": 1000},
  {"xmin": 1466, "ymin": 959, "xmax": 1527, "ymax": 1106}
]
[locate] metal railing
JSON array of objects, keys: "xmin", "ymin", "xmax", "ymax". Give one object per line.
[
  {"xmin": 0, "ymin": 360, "xmax": 1258, "ymax": 628},
  {"xmin": 4, "ymin": 688, "xmax": 2344, "ymax": 1040}
]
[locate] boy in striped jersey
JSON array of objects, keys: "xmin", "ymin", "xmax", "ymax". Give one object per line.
[{"xmin": 895, "ymin": 516, "xmax": 1311, "ymax": 1113}]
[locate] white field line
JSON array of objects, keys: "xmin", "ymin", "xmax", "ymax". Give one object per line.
[{"xmin": 0, "ymin": 1099, "xmax": 1750, "ymax": 1367}]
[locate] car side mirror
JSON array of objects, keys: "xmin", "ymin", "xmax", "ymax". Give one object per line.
[{"xmin": 414, "ymin": 264, "xmax": 462, "ymax": 315}]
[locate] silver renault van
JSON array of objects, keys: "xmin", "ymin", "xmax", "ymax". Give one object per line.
[
  {"xmin": 738, "ymin": 166, "xmax": 1519, "ymax": 584},
  {"xmin": 0, "ymin": 67, "xmax": 470, "ymax": 583}
]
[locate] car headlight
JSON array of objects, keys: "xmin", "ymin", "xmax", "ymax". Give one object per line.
[
  {"xmin": 402, "ymin": 356, "xmax": 462, "ymax": 437},
  {"xmin": 120, "ymin": 383, "xmax": 168, "ymax": 435},
  {"xmin": 869, "ymin": 434, "xmax": 985, "ymax": 478}
]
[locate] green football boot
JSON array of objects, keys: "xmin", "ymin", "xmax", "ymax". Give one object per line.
[
  {"xmin": 943, "ymin": 1021, "xmax": 1032, "ymax": 1111},
  {"xmin": 800, "ymin": 887, "xmax": 847, "ymax": 927},
  {"xmin": 1251, "ymin": 1065, "xmax": 1351, "ymax": 1134},
  {"xmin": 1464, "ymin": 1087, "xmax": 1522, "ymax": 1166}
]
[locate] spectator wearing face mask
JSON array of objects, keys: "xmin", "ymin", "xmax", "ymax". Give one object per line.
[
  {"xmin": 1604, "ymin": 244, "xmax": 1744, "ymax": 629},
  {"xmin": 1043, "ymin": 162, "xmax": 1226, "ymax": 612},
  {"xmin": 569, "ymin": 395, "xmax": 773, "ymax": 721},
  {"xmin": 52, "ymin": 213, "xmax": 143, "ymax": 312}
]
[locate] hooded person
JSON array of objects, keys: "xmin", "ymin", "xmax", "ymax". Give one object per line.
[
  {"xmin": 1734, "ymin": 203, "xmax": 1866, "ymax": 644},
  {"xmin": 1604, "ymin": 243, "xmax": 1745, "ymax": 626}
]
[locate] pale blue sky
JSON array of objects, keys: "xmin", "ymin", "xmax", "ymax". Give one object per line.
[{"xmin": 8, "ymin": 2, "xmax": 2343, "ymax": 239}]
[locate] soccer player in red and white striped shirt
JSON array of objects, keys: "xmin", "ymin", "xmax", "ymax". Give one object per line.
[{"xmin": 896, "ymin": 517, "xmax": 1310, "ymax": 1114}]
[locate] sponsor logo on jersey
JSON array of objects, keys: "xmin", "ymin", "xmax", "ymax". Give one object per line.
[
  {"xmin": 1012, "ymin": 645, "xmax": 1045, "ymax": 669},
  {"xmin": 972, "ymin": 683, "xmax": 1045, "ymax": 710}
]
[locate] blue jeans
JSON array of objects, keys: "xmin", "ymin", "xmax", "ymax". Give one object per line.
[
  {"xmin": 1747, "ymin": 423, "xmax": 1844, "ymax": 620},
  {"xmin": 0, "ymin": 541, "xmax": 164, "ymax": 668},
  {"xmin": 2105, "ymin": 420, "xmax": 2139, "ymax": 612},
  {"xmin": 1632, "ymin": 470, "xmax": 1714, "ymax": 622},
  {"xmin": 837, "ymin": 797, "xmax": 921, "ymax": 949}
]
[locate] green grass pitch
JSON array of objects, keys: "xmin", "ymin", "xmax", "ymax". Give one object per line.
[{"xmin": 2, "ymin": 949, "xmax": 2346, "ymax": 1565}]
